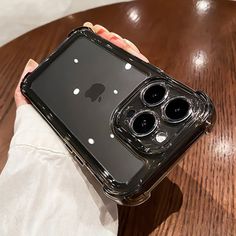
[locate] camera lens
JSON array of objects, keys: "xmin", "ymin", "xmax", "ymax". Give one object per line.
[
  {"xmin": 131, "ymin": 111, "xmax": 156, "ymax": 136},
  {"xmin": 142, "ymin": 83, "xmax": 167, "ymax": 106},
  {"xmin": 164, "ymin": 97, "xmax": 191, "ymax": 122}
]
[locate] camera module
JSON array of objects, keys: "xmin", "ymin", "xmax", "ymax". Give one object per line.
[
  {"xmin": 131, "ymin": 111, "xmax": 157, "ymax": 137},
  {"xmin": 141, "ymin": 83, "xmax": 167, "ymax": 107},
  {"xmin": 163, "ymin": 97, "xmax": 191, "ymax": 123}
]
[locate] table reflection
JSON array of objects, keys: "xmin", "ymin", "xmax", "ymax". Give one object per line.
[
  {"xmin": 215, "ymin": 140, "xmax": 235, "ymax": 157},
  {"xmin": 196, "ymin": 0, "xmax": 211, "ymax": 14},
  {"xmin": 192, "ymin": 50, "xmax": 208, "ymax": 69},
  {"xmin": 127, "ymin": 7, "xmax": 140, "ymax": 23}
]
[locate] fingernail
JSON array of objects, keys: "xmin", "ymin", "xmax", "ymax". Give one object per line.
[
  {"xmin": 26, "ymin": 59, "xmax": 38, "ymax": 68},
  {"xmin": 83, "ymin": 22, "xmax": 93, "ymax": 28},
  {"xmin": 27, "ymin": 59, "xmax": 34, "ymax": 66}
]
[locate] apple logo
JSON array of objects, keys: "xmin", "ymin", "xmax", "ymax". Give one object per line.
[{"xmin": 85, "ymin": 83, "xmax": 105, "ymax": 102}]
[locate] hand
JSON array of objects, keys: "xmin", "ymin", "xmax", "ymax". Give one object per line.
[{"xmin": 15, "ymin": 22, "xmax": 149, "ymax": 107}]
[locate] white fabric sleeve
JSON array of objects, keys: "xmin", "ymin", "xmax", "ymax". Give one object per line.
[{"xmin": 0, "ymin": 104, "xmax": 118, "ymax": 236}]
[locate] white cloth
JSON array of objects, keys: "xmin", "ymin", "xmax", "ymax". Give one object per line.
[{"xmin": 0, "ymin": 104, "xmax": 118, "ymax": 236}]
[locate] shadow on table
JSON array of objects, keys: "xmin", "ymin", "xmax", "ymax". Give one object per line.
[{"xmin": 118, "ymin": 178, "xmax": 183, "ymax": 236}]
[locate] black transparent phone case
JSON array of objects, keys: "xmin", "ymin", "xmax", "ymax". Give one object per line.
[{"xmin": 21, "ymin": 27, "xmax": 215, "ymax": 205}]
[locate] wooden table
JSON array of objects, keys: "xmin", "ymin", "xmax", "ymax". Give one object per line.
[{"xmin": 0, "ymin": 0, "xmax": 235, "ymax": 235}]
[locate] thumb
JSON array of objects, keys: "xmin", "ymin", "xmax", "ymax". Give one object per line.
[{"xmin": 15, "ymin": 59, "xmax": 38, "ymax": 107}]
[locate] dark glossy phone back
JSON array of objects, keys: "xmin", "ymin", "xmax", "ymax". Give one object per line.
[{"xmin": 21, "ymin": 27, "xmax": 215, "ymax": 205}]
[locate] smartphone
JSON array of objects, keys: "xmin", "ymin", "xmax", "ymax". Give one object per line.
[{"xmin": 21, "ymin": 27, "xmax": 215, "ymax": 205}]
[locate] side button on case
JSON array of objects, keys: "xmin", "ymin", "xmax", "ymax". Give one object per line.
[{"xmin": 64, "ymin": 140, "xmax": 84, "ymax": 166}]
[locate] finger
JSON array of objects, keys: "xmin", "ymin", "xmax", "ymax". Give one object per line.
[{"xmin": 15, "ymin": 59, "xmax": 38, "ymax": 107}]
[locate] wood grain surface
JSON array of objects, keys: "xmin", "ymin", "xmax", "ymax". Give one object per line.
[{"xmin": 0, "ymin": 0, "xmax": 235, "ymax": 235}]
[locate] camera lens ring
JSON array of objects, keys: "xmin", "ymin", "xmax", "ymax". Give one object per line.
[
  {"xmin": 140, "ymin": 82, "xmax": 168, "ymax": 107},
  {"xmin": 162, "ymin": 96, "xmax": 192, "ymax": 123},
  {"xmin": 130, "ymin": 110, "xmax": 158, "ymax": 137}
]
